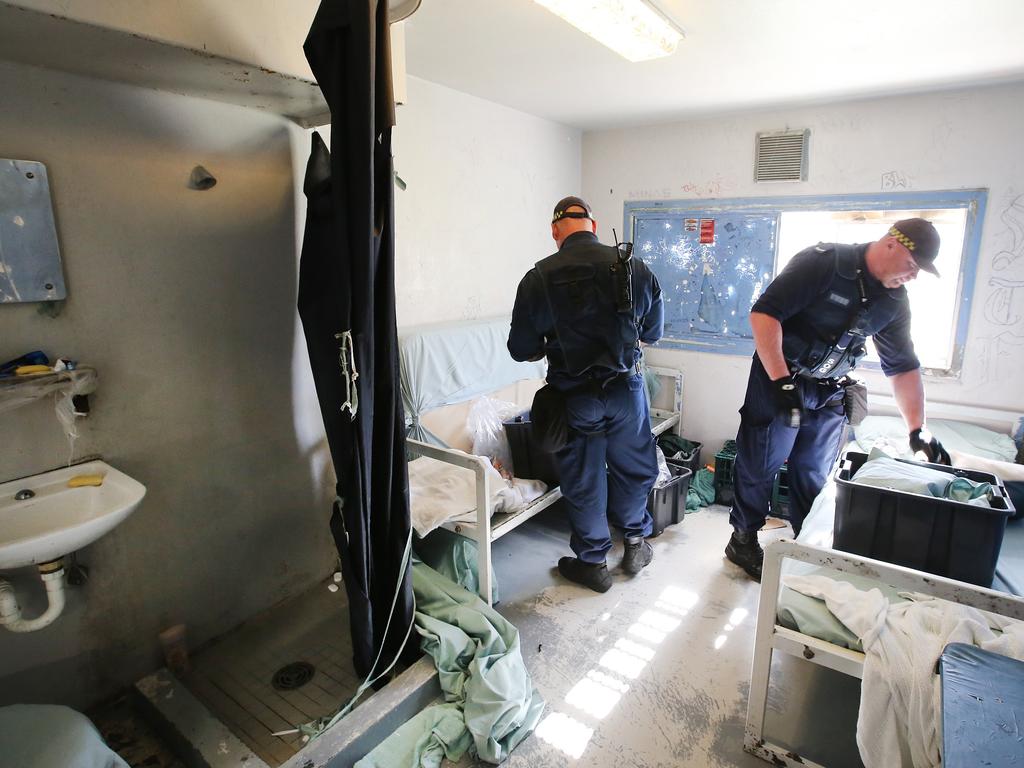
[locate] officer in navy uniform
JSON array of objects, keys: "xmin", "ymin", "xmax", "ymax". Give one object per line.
[
  {"xmin": 725, "ymin": 218, "xmax": 951, "ymax": 581},
  {"xmin": 508, "ymin": 196, "xmax": 665, "ymax": 593}
]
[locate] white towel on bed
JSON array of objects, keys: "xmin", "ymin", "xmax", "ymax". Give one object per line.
[
  {"xmin": 408, "ymin": 453, "xmax": 548, "ymax": 537},
  {"xmin": 784, "ymin": 574, "xmax": 1024, "ymax": 768}
]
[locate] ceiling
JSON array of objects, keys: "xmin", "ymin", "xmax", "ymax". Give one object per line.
[{"xmin": 403, "ymin": 0, "xmax": 1024, "ymax": 130}]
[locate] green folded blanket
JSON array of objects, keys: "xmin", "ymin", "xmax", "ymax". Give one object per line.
[{"xmin": 852, "ymin": 449, "xmax": 994, "ymax": 506}]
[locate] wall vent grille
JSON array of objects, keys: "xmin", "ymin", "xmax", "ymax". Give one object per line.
[{"xmin": 754, "ymin": 129, "xmax": 809, "ymax": 182}]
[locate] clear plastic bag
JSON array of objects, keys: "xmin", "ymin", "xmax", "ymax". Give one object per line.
[
  {"xmin": 654, "ymin": 446, "xmax": 672, "ymax": 488},
  {"xmin": 467, "ymin": 396, "xmax": 520, "ymax": 479}
]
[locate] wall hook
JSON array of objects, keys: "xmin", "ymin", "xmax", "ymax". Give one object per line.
[{"xmin": 189, "ymin": 165, "xmax": 217, "ymax": 190}]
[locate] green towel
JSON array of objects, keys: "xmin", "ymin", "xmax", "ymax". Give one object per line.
[
  {"xmin": 657, "ymin": 433, "xmax": 699, "ymax": 461},
  {"xmin": 686, "ymin": 467, "xmax": 717, "ymax": 511},
  {"xmin": 944, "ymin": 477, "xmax": 994, "ymax": 506},
  {"xmin": 355, "ymin": 562, "xmax": 545, "ymax": 767}
]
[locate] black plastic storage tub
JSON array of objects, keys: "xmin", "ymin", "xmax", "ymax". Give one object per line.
[
  {"xmin": 657, "ymin": 435, "xmax": 703, "ymax": 477},
  {"xmin": 674, "ymin": 442, "xmax": 703, "ymax": 477},
  {"xmin": 503, "ymin": 412, "xmax": 561, "ymax": 486},
  {"xmin": 649, "ymin": 462, "xmax": 692, "ymax": 537},
  {"xmin": 833, "ymin": 451, "xmax": 1015, "ymax": 587}
]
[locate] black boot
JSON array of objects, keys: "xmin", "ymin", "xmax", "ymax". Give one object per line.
[
  {"xmin": 622, "ymin": 536, "xmax": 653, "ymax": 575},
  {"xmin": 725, "ymin": 530, "xmax": 763, "ymax": 581},
  {"xmin": 558, "ymin": 557, "xmax": 612, "ymax": 593}
]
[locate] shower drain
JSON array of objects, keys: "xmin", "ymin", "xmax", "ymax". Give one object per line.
[{"xmin": 271, "ymin": 661, "xmax": 316, "ymax": 691}]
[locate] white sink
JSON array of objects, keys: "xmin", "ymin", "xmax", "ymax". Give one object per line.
[{"xmin": 0, "ymin": 460, "xmax": 146, "ymax": 570}]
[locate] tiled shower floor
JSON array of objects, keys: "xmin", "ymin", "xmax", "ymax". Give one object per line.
[{"xmin": 183, "ymin": 580, "xmax": 362, "ymax": 766}]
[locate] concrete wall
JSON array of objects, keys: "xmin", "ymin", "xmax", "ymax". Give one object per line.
[
  {"xmin": 582, "ymin": 82, "xmax": 1024, "ymax": 450},
  {"xmin": 0, "ymin": 56, "xmax": 578, "ymax": 714},
  {"xmin": 0, "ymin": 60, "xmax": 337, "ymax": 709}
]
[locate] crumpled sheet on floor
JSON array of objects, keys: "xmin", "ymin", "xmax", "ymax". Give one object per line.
[
  {"xmin": 415, "ymin": 527, "xmax": 499, "ymax": 605},
  {"xmin": 408, "ymin": 452, "xmax": 547, "ymax": 537},
  {"xmin": 784, "ymin": 574, "xmax": 1024, "ymax": 768},
  {"xmin": 355, "ymin": 562, "xmax": 545, "ymax": 768}
]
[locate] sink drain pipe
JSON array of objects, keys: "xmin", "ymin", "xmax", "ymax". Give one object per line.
[{"xmin": 0, "ymin": 559, "xmax": 66, "ymax": 632}]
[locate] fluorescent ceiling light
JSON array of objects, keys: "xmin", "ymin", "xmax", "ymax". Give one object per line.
[{"xmin": 533, "ymin": 0, "xmax": 684, "ymax": 62}]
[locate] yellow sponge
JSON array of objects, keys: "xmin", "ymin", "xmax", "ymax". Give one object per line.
[
  {"xmin": 68, "ymin": 474, "xmax": 104, "ymax": 488},
  {"xmin": 14, "ymin": 365, "xmax": 52, "ymax": 375}
]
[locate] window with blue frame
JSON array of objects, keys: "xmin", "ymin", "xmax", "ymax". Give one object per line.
[{"xmin": 625, "ymin": 190, "xmax": 987, "ymax": 376}]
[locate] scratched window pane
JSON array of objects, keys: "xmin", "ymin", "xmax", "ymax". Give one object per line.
[
  {"xmin": 634, "ymin": 213, "xmax": 778, "ymax": 347},
  {"xmin": 627, "ymin": 190, "xmax": 983, "ymax": 372}
]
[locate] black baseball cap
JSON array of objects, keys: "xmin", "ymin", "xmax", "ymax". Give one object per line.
[
  {"xmin": 888, "ymin": 218, "xmax": 940, "ymax": 277},
  {"xmin": 552, "ymin": 196, "xmax": 593, "ymax": 223}
]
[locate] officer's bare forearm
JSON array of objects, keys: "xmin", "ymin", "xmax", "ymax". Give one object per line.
[
  {"xmin": 889, "ymin": 368, "xmax": 925, "ymax": 432},
  {"xmin": 750, "ymin": 312, "xmax": 790, "ymax": 380}
]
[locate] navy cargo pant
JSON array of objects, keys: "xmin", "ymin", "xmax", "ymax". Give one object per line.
[
  {"xmin": 730, "ymin": 357, "xmax": 847, "ymax": 536},
  {"xmin": 556, "ymin": 373, "xmax": 658, "ymax": 564}
]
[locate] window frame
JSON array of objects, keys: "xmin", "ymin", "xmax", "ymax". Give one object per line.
[{"xmin": 624, "ymin": 189, "xmax": 988, "ymax": 378}]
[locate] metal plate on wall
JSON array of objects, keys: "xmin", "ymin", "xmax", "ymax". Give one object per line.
[{"xmin": 0, "ymin": 159, "xmax": 66, "ymax": 303}]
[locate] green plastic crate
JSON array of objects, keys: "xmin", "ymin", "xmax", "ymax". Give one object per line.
[
  {"xmin": 714, "ymin": 440, "xmax": 737, "ymax": 505},
  {"xmin": 771, "ymin": 463, "xmax": 790, "ymax": 519}
]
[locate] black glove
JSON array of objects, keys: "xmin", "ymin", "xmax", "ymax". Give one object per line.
[
  {"xmin": 771, "ymin": 376, "xmax": 803, "ymax": 428},
  {"xmin": 909, "ymin": 428, "xmax": 951, "ymax": 465}
]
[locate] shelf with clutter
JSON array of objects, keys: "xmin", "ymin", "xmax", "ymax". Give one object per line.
[{"xmin": 0, "ymin": 352, "xmax": 96, "ymax": 428}]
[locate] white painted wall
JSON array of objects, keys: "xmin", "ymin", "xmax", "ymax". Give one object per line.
[
  {"xmin": 392, "ymin": 76, "xmax": 582, "ymax": 326},
  {"xmin": 583, "ymin": 82, "xmax": 1024, "ymax": 451}
]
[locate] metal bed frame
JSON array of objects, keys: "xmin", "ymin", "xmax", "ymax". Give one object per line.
[
  {"xmin": 746, "ymin": 539, "xmax": 1024, "ymax": 767},
  {"xmin": 407, "ymin": 366, "xmax": 683, "ymax": 606}
]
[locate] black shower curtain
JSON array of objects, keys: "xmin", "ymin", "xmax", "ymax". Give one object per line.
[{"xmin": 299, "ymin": 0, "xmax": 413, "ymax": 680}]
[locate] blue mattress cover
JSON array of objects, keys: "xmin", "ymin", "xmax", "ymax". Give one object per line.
[
  {"xmin": 939, "ymin": 642, "xmax": 1024, "ymax": 767},
  {"xmin": 399, "ymin": 317, "xmax": 546, "ymax": 445}
]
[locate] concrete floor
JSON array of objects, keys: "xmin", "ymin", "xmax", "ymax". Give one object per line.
[{"xmin": 468, "ymin": 503, "xmax": 864, "ymax": 768}]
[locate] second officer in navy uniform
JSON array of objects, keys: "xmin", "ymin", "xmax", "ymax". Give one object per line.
[
  {"xmin": 508, "ymin": 196, "xmax": 664, "ymax": 593},
  {"xmin": 725, "ymin": 218, "xmax": 951, "ymax": 581}
]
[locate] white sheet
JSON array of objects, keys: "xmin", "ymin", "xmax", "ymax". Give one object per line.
[
  {"xmin": 408, "ymin": 452, "xmax": 548, "ymax": 537},
  {"xmin": 852, "ymin": 416, "xmax": 1018, "ymax": 463},
  {"xmin": 784, "ymin": 574, "xmax": 1024, "ymax": 768}
]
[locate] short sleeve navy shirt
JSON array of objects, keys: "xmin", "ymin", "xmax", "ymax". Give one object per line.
[{"xmin": 751, "ymin": 244, "xmax": 920, "ymax": 376}]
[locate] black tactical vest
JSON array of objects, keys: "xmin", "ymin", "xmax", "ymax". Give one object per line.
[
  {"xmin": 781, "ymin": 244, "xmax": 907, "ymax": 379},
  {"xmin": 535, "ymin": 241, "xmax": 640, "ymax": 377}
]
